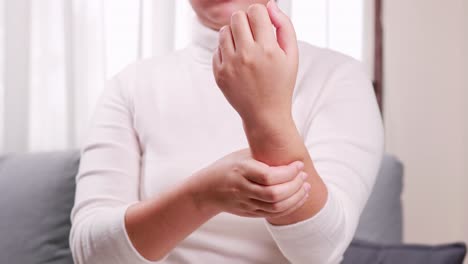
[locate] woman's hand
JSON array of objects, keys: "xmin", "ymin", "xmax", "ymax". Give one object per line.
[
  {"xmin": 188, "ymin": 149, "xmax": 311, "ymax": 219},
  {"xmin": 212, "ymin": 1, "xmax": 299, "ymax": 126}
]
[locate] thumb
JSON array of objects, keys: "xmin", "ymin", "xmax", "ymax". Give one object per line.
[{"xmin": 267, "ymin": 0, "xmax": 298, "ymax": 56}]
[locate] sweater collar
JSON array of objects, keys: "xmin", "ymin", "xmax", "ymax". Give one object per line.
[{"xmin": 191, "ymin": 18, "xmax": 220, "ymax": 66}]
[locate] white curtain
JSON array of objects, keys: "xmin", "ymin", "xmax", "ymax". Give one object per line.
[{"xmin": 0, "ymin": 0, "xmax": 373, "ymax": 153}]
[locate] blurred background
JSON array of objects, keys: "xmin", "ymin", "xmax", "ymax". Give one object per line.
[{"xmin": 0, "ymin": 0, "xmax": 466, "ymax": 254}]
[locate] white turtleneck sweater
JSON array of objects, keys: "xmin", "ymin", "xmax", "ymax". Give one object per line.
[{"xmin": 70, "ymin": 20, "xmax": 384, "ymax": 264}]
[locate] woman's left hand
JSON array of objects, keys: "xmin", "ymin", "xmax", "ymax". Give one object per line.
[{"xmin": 213, "ymin": 1, "xmax": 299, "ymax": 127}]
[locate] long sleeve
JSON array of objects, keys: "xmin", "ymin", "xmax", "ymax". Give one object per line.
[
  {"xmin": 69, "ymin": 68, "xmax": 158, "ymax": 264},
  {"xmin": 265, "ymin": 57, "xmax": 385, "ymax": 264}
]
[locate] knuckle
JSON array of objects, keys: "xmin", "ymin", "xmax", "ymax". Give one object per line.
[
  {"xmin": 214, "ymin": 68, "xmax": 228, "ymax": 86},
  {"xmin": 239, "ymin": 202, "xmax": 250, "ymax": 211},
  {"xmin": 238, "ymin": 51, "xmax": 254, "ymax": 66},
  {"xmin": 219, "ymin": 44, "xmax": 232, "ymax": 55},
  {"xmin": 262, "ymin": 45, "xmax": 276, "ymax": 58},
  {"xmin": 270, "ymin": 202, "xmax": 283, "ymax": 212},
  {"xmin": 252, "ymin": 172, "xmax": 266, "ymax": 185},
  {"xmin": 231, "ymin": 10, "xmax": 246, "ymax": 22},
  {"xmin": 259, "ymin": 172, "xmax": 272, "ymax": 185},
  {"xmin": 234, "ymin": 159, "xmax": 248, "ymax": 174},
  {"xmin": 223, "ymin": 184, "xmax": 240, "ymax": 201},
  {"xmin": 222, "ymin": 27, "xmax": 233, "ymax": 39},
  {"xmin": 247, "ymin": 3, "xmax": 265, "ymax": 15},
  {"xmin": 217, "ymin": 65, "xmax": 227, "ymax": 76},
  {"xmin": 295, "ymin": 179, "xmax": 305, "ymax": 191},
  {"xmin": 219, "ymin": 34, "xmax": 227, "ymax": 45},
  {"xmin": 265, "ymin": 188, "xmax": 280, "ymax": 202},
  {"xmin": 231, "ymin": 186, "xmax": 242, "ymax": 197}
]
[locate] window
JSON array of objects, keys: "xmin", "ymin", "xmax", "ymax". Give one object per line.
[
  {"xmin": 104, "ymin": 0, "xmax": 366, "ymax": 79},
  {"xmin": 291, "ymin": 0, "xmax": 365, "ymax": 61},
  {"xmin": 0, "ymin": 0, "xmax": 368, "ymax": 151}
]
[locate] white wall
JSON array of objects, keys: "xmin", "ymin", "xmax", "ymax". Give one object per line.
[
  {"xmin": 463, "ymin": 0, "xmax": 468, "ymax": 244},
  {"xmin": 0, "ymin": 0, "xmax": 4, "ymax": 151},
  {"xmin": 362, "ymin": 0, "xmax": 375, "ymax": 77},
  {"xmin": 384, "ymin": 0, "xmax": 468, "ymax": 245}
]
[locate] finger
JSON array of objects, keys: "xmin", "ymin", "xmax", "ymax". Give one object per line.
[
  {"xmin": 246, "ymin": 4, "xmax": 276, "ymax": 45},
  {"xmin": 243, "ymin": 160, "xmax": 304, "ymax": 186},
  {"xmin": 267, "ymin": 189, "xmax": 309, "ymax": 219},
  {"xmin": 230, "ymin": 11, "xmax": 254, "ymax": 49},
  {"xmin": 240, "ymin": 159, "xmax": 272, "ymax": 184},
  {"xmin": 266, "ymin": 0, "xmax": 298, "ymax": 56},
  {"xmin": 266, "ymin": 161, "xmax": 305, "ymax": 185},
  {"xmin": 249, "ymin": 173, "xmax": 308, "ymax": 203},
  {"xmin": 248, "ymin": 193, "xmax": 308, "ymax": 219},
  {"xmin": 240, "ymin": 212, "xmax": 265, "ymax": 218},
  {"xmin": 252, "ymin": 183, "xmax": 310, "ymax": 216},
  {"xmin": 213, "ymin": 47, "xmax": 222, "ymax": 69},
  {"xmin": 219, "ymin": 25, "xmax": 235, "ymax": 57}
]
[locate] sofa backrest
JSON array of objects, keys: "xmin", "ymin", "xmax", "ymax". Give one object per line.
[
  {"xmin": 0, "ymin": 151, "xmax": 79, "ymax": 264},
  {"xmin": 0, "ymin": 151, "xmax": 403, "ymax": 263},
  {"xmin": 355, "ymin": 154, "xmax": 404, "ymax": 244}
]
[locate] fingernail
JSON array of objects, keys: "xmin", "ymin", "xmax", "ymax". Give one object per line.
[
  {"xmin": 300, "ymin": 172, "xmax": 308, "ymax": 181},
  {"xmin": 296, "ymin": 161, "xmax": 304, "ymax": 170},
  {"xmin": 304, "ymin": 183, "xmax": 312, "ymax": 193},
  {"xmin": 219, "ymin": 26, "xmax": 227, "ymax": 33}
]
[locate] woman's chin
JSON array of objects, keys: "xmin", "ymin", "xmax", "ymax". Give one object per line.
[
  {"xmin": 192, "ymin": 0, "xmax": 269, "ymax": 30},
  {"xmin": 208, "ymin": 4, "xmax": 245, "ymax": 26},
  {"xmin": 198, "ymin": 9, "xmax": 236, "ymax": 30}
]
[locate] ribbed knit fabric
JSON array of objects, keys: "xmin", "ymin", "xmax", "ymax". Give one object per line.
[{"xmin": 70, "ymin": 19, "xmax": 384, "ymax": 264}]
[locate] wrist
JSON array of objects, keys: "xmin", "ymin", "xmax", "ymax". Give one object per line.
[
  {"xmin": 185, "ymin": 171, "xmax": 221, "ymax": 218},
  {"xmin": 242, "ymin": 114, "xmax": 303, "ymax": 165},
  {"xmin": 242, "ymin": 109, "xmax": 294, "ymax": 131},
  {"xmin": 243, "ymin": 113, "xmax": 298, "ymax": 146}
]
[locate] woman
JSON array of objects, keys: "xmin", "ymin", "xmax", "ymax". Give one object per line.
[{"xmin": 70, "ymin": 0, "xmax": 384, "ymax": 263}]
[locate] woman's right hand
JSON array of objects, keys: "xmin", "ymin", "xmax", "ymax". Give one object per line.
[{"xmin": 188, "ymin": 149, "xmax": 311, "ymax": 219}]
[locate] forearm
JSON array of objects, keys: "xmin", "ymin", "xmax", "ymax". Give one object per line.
[
  {"xmin": 125, "ymin": 174, "xmax": 218, "ymax": 261},
  {"xmin": 243, "ymin": 115, "xmax": 328, "ymax": 226}
]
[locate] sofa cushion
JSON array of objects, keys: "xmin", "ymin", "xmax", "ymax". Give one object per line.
[
  {"xmin": 343, "ymin": 240, "xmax": 466, "ymax": 264},
  {"xmin": 0, "ymin": 151, "xmax": 79, "ymax": 264},
  {"xmin": 354, "ymin": 154, "xmax": 404, "ymax": 244}
]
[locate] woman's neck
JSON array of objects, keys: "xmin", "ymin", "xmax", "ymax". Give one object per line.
[{"xmin": 190, "ymin": 18, "xmax": 220, "ymax": 66}]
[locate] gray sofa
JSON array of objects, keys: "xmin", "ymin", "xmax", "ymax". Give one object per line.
[{"xmin": 0, "ymin": 151, "xmax": 465, "ymax": 263}]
